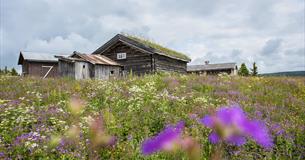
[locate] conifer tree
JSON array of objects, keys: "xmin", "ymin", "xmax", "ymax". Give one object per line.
[
  {"xmin": 4, "ymin": 66, "xmax": 8, "ymax": 74},
  {"xmin": 238, "ymin": 63, "xmax": 249, "ymax": 76},
  {"xmin": 251, "ymin": 62, "xmax": 258, "ymax": 76},
  {"xmin": 11, "ymin": 68, "xmax": 18, "ymax": 76}
]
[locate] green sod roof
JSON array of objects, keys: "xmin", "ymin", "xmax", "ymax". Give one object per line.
[{"xmin": 126, "ymin": 34, "xmax": 191, "ymax": 62}]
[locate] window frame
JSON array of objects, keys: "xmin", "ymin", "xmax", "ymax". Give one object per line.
[{"xmin": 117, "ymin": 52, "xmax": 127, "ymax": 60}]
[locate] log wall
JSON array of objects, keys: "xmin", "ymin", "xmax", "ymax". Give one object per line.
[
  {"xmin": 100, "ymin": 41, "xmax": 152, "ymax": 75},
  {"xmin": 98, "ymin": 41, "xmax": 188, "ymax": 75},
  {"xmin": 153, "ymin": 54, "xmax": 187, "ymax": 73}
]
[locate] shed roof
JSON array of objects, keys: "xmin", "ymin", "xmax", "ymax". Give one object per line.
[
  {"xmin": 18, "ymin": 51, "xmax": 68, "ymax": 64},
  {"xmin": 92, "ymin": 34, "xmax": 191, "ymax": 62},
  {"xmin": 57, "ymin": 51, "xmax": 121, "ymax": 66},
  {"xmin": 187, "ymin": 63, "xmax": 237, "ymax": 72}
]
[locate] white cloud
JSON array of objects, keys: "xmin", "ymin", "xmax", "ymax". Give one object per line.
[
  {"xmin": 24, "ymin": 33, "xmax": 98, "ymax": 53},
  {"xmin": 0, "ymin": 0, "xmax": 304, "ymax": 73}
]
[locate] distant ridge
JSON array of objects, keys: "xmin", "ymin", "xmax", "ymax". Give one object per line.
[{"xmin": 260, "ymin": 71, "xmax": 305, "ymax": 77}]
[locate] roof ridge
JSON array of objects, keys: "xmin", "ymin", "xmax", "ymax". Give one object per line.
[
  {"xmin": 118, "ymin": 34, "xmax": 191, "ymax": 62},
  {"xmin": 189, "ymin": 62, "xmax": 236, "ymax": 65}
]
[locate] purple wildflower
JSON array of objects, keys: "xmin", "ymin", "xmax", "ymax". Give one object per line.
[
  {"xmin": 242, "ymin": 120, "xmax": 273, "ymax": 148},
  {"xmin": 127, "ymin": 135, "xmax": 133, "ymax": 141},
  {"xmin": 255, "ymin": 111, "xmax": 263, "ymax": 118},
  {"xmin": 228, "ymin": 91, "xmax": 240, "ymax": 96},
  {"xmin": 208, "ymin": 132, "xmax": 220, "ymax": 144},
  {"xmin": 0, "ymin": 152, "xmax": 4, "ymax": 157},
  {"xmin": 8, "ymin": 100, "xmax": 21, "ymax": 106},
  {"xmin": 14, "ymin": 132, "xmax": 43, "ymax": 146},
  {"xmin": 226, "ymin": 135, "xmax": 246, "ymax": 146},
  {"xmin": 189, "ymin": 113, "xmax": 198, "ymax": 120},
  {"xmin": 200, "ymin": 104, "xmax": 273, "ymax": 149},
  {"xmin": 141, "ymin": 121, "xmax": 185, "ymax": 155},
  {"xmin": 271, "ymin": 124, "xmax": 284, "ymax": 136},
  {"xmin": 56, "ymin": 139, "xmax": 68, "ymax": 154},
  {"xmin": 216, "ymin": 105, "xmax": 247, "ymax": 126},
  {"xmin": 201, "ymin": 115, "xmax": 214, "ymax": 128}
]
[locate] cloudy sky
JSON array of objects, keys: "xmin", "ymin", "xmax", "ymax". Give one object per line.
[{"xmin": 0, "ymin": 0, "xmax": 304, "ymax": 73}]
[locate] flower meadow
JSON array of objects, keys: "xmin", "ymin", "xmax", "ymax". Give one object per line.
[{"xmin": 0, "ymin": 73, "xmax": 304, "ymax": 159}]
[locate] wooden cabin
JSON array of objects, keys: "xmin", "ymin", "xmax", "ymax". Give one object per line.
[
  {"xmin": 18, "ymin": 51, "xmax": 60, "ymax": 78},
  {"xmin": 187, "ymin": 62, "xmax": 238, "ymax": 75},
  {"xmin": 56, "ymin": 52, "xmax": 122, "ymax": 80},
  {"xmin": 92, "ymin": 34, "xmax": 191, "ymax": 75}
]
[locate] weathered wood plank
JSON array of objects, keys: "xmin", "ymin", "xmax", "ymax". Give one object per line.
[
  {"xmin": 96, "ymin": 41, "xmax": 188, "ymax": 75},
  {"xmin": 99, "ymin": 41, "xmax": 153, "ymax": 75},
  {"xmin": 25, "ymin": 61, "xmax": 58, "ymax": 77}
]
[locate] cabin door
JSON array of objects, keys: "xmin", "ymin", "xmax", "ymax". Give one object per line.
[
  {"xmin": 75, "ymin": 62, "xmax": 90, "ymax": 79},
  {"xmin": 81, "ymin": 63, "xmax": 90, "ymax": 79},
  {"xmin": 41, "ymin": 65, "xmax": 54, "ymax": 78}
]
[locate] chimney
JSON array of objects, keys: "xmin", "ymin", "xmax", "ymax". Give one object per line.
[{"xmin": 204, "ymin": 61, "xmax": 210, "ymax": 65}]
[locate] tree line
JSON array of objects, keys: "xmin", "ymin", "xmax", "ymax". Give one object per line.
[{"xmin": 0, "ymin": 66, "xmax": 19, "ymax": 76}]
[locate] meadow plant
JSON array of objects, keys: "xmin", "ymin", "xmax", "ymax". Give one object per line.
[
  {"xmin": 0, "ymin": 75, "xmax": 304, "ymax": 159},
  {"xmin": 200, "ymin": 104, "xmax": 273, "ymax": 149},
  {"xmin": 141, "ymin": 121, "xmax": 185, "ymax": 155},
  {"xmin": 141, "ymin": 121, "xmax": 200, "ymax": 160}
]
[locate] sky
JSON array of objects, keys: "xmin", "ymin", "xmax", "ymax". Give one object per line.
[{"xmin": 0, "ymin": 0, "xmax": 304, "ymax": 73}]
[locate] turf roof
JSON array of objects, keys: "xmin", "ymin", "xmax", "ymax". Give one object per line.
[{"xmin": 125, "ymin": 34, "xmax": 191, "ymax": 62}]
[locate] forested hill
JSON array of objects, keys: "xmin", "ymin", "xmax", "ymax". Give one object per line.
[{"xmin": 260, "ymin": 71, "xmax": 305, "ymax": 77}]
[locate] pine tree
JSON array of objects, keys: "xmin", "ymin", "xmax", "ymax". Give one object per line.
[
  {"xmin": 4, "ymin": 66, "xmax": 8, "ymax": 74},
  {"xmin": 251, "ymin": 62, "xmax": 258, "ymax": 76},
  {"xmin": 11, "ymin": 68, "xmax": 18, "ymax": 76},
  {"xmin": 238, "ymin": 63, "xmax": 249, "ymax": 76}
]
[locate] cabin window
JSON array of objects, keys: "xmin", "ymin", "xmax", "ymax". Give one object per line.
[
  {"xmin": 117, "ymin": 53, "xmax": 126, "ymax": 59},
  {"xmin": 83, "ymin": 65, "xmax": 85, "ymax": 68},
  {"xmin": 110, "ymin": 70, "xmax": 114, "ymax": 75}
]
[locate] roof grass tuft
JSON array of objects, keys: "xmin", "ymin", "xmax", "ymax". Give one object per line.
[{"xmin": 124, "ymin": 34, "xmax": 191, "ymax": 61}]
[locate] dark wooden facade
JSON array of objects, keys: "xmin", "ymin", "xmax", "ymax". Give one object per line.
[
  {"xmin": 18, "ymin": 34, "xmax": 191, "ymax": 79},
  {"xmin": 98, "ymin": 41, "xmax": 152, "ymax": 75},
  {"xmin": 93, "ymin": 34, "xmax": 189, "ymax": 75},
  {"xmin": 18, "ymin": 52, "xmax": 59, "ymax": 78},
  {"xmin": 21, "ymin": 61, "xmax": 58, "ymax": 77},
  {"xmin": 154, "ymin": 54, "xmax": 187, "ymax": 73}
]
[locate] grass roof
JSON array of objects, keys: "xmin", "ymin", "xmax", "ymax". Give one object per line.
[{"xmin": 125, "ymin": 34, "xmax": 191, "ymax": 61}]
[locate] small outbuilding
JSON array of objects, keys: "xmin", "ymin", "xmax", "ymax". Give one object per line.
[
  {"xmin": 56, "ymin": 51, "xmax": 122, "ymax": 80},
  {"xmin": 187, "ymin": 62, "xmax": 238, "ymax": 75},
  {"xmin": 18, "ymin": 51, "xmax": 60, "ymax": 78}
]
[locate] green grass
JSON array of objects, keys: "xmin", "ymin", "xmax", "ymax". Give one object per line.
[
  {"xmin": 0, "ymin": 74, "xmax": 304, "ymax": 159},
  {"xmin": 125, "ymin": 34, "xmax": 191, "ymax": 61}
]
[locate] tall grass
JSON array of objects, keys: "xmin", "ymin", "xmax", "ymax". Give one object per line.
[{"xmin": 0, "ymin": 74, "xmax": 304, "ymax": 159}]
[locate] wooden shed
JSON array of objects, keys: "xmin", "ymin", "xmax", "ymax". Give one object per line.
[
  {"xmin": 56, "ymin": 51, "xmax": 122, "ymax": 80},
  {"xmin": 92, "ymin": 34, "xmax": 191, "ymax": 75},
  {"xmin": 187, "ymin": 62, "xmax": 238, "ymax": 75},
  {"xmin": 18, "ymin": 51, "xmax": 59, "ymax": 78}
]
